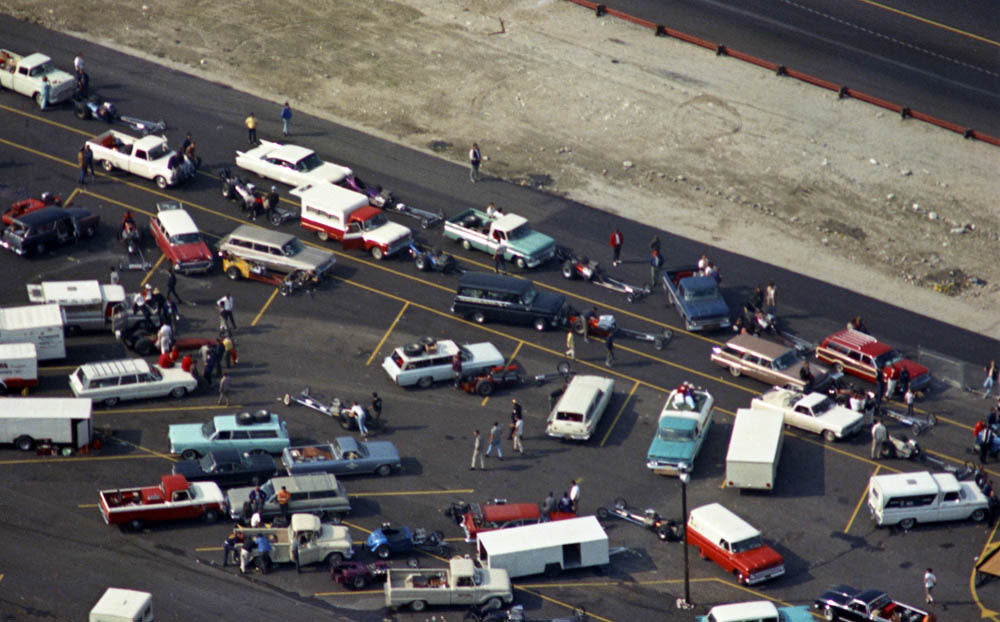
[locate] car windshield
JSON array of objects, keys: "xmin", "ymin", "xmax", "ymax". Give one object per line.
[
  {"xmin": 523, "ymin": 288, "xmax": 537, "ymax": 305},
  {"xmin": 199, "ymin": 453, "xmax": 218, "ymax": 471},
  {"xmin": 281, "ymin": 238, "xmax": 305, "ymax": 256},
  {"xmin": 506, "ymin": 224, "xmax": 528, "ymax": 240},
  {"xmin": 201, "ymin": 420, "xmax": 216, "ymax": 438},
  {"xmin": 875, "ymin": 350, "xmax": 904, "ymax": 367},
  {"xmin": 260, "ymin": 482, "xmax": 275, "ymax": 498},
  {"xmin": 295, "ymin": 153, "xmax": 324, "ymax": 172},
  {"xmin": 149, "ymin": 367, "xmax": 163, "ymax": 381},
  {"xmin": 170, "ymin": 232, "xmax": 203, "ymax": 245},
  {"xmin": 658, "ymin": 426, "xmax": 695, "ymax": 441},
  {"xmin": 811, "ymin": 397, "xmax": 834, "ymax": 414},
  {"xmin": 147, "ymin": 143, "xmax": 170, "ymax": 161},
  {"xmin": 772, "ymin": 350, "xmax": 799, "ymax": 371},
  {"xmin": 731, "ymin": 536, "xmax": 763, "ymax": 553},
  {"xmin": 360, "ymin": 213, "xmax": 388, "ymax": 231},
  {"xmin": 684, "ymin": 284, "xmax": 718, "ymax": 300}
]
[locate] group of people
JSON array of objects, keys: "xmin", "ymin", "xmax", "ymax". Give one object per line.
[
  {"xmin": 540, "ymin": 480, "xmax": 581, "ymax": 517},
  {"xmin": 470, "ymin": 399, "xmax": 527, "ymax": 470},
  {"xmin": 244, "ymin": 102, "xmax": 293, "ymax": 145}
]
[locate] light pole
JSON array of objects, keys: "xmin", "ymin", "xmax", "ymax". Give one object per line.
[{"xmin": 677, "ymin": 466, "xmax": 694, "ymax": 609}]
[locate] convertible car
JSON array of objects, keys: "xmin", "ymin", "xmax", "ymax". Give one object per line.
[{"xmin": 234, "ymin": 141, "xmax": 353, "ymax": 188}]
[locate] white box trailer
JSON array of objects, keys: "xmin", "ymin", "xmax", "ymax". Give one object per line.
[
  {"xmin": 0, "ymin": 303, "xmax": 65, "ymax": 360},
  {"xmin": 0, "ymin": 342, "xmax": 38, "ymax": 392},
  {"xmin": 0, "ymin": 397, "xmax": 93, "ymax": 452},
  {"xmin": 27, "ymin": 280, "xmax": 126, "ymax": 333},
  {"xmin": 725, "ymin": 408, "xmax": 784, "ymax": 490},
  {"xmin": 89, "ymin": 588, "xmax": 153, "ymax": 622},
  {"xmin": 476, "ymin": 516, "xmax": 609, "ymax": 578}
]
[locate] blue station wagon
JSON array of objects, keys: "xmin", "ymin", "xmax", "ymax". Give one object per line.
[{"xmin": 168, "ymin": 410, "xmax": 290, "ymax": 460}]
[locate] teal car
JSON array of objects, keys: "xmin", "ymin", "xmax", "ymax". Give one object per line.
[
  {"xmin": 168, "ymin": 410, "xmax": 290, "ymax": 460},
  {"xmin": 646, "ymin": 386, "xmax": 714, "ymax": 476},
  {"xmin": 697, "ymin": 601, "xmax": 813, "ymax": 622}
]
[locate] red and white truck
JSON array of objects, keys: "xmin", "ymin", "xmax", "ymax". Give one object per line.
[
  {"xmin": 292, "ymin": 182, "xmax": 412, "ymax": 259},
  {"xmin": 98, "ymin": 474, "xmax": 225, "ymax": 531},
  {"xmin": 685, "ymin": 502, "xmax": 785, "ymax": 585},
  {"xmin": 0, "ymin": 342, "xmax": 38, "ymax": 393}
]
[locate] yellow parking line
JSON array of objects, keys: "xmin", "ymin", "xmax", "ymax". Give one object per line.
[
  {"xmin": 78, "ymin": 503, "xmax": 99, "ymax": 508},
  {"xmin": 349, "ymin": 488, "xmax": 474, "ymax": 497},
  {"xmin": 844, "ymin": 466, "xmax": 878, "ymax": 533},
  {"xmin": 970, "ymin": 520, "xmax": 1000, "ymax": 618},
  {"xmin": 601, "ymin": 380, "xmax": 639, "ymax": 447},
  {"xmin": 139, "ymin": 254, "xmax": 166, "ymax": 289},
  {"xmin": 63, "ymin": 187, "xmax": 84, "ymax": 206},
  {"xmin": 366, "ymin": 301, "xmax": 409, "ymax": 366},
  {"xmin": 483, "ymin": 341, "xmax": 524, "ymax": 406},
  {"xmin": 39, "ymin": 365, "xmax": 78, "ymax": 371},
  {"xmin": 0, "ymin": 453, "xmax": 164, "ymax": 466},
  {"xmin": 251, "ymin": 287, "xmax": 280, "ymax": 327},
  {"xmin": 0, "ymin": 103, "xmax": 98, "ymax": 137}
]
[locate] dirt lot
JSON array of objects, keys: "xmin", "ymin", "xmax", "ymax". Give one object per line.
[{"xmin": 6, "ymin": 0, "xmax": 999, "ymax": 337}]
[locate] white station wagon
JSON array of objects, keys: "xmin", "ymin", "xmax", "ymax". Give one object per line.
[
  {"xmin": 382, "ymin": 337, "xmax": 504, "ymax": 388},
  {"xmin": 546, "ymin": 375, "xmax": 615, "ymax": 441},
  {"xmin": 69, "ymin": 359, "xmax": 198, "ymax": 407}
]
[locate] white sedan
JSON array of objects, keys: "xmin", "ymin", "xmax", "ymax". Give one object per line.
[{"xmin": 234, "ymin": 141, "xmax": 353, "ymax": 188}]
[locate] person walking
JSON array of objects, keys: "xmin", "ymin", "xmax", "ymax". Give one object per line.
[
  {"xmin": 541, "ymin": 492, "xmax": 555, "ymax": 521},
  {"xmin": 223, "ymin": 335, "xmax": 236, "ymax": 368},
  {"xmin": 512, "ymin": 413, "xmax": 524, "ymax": 454},
  {"xmin": 39, "ymin": 77, "xmax": 51, "ymax": 110},
  {"xmin": 469, "ymin": 142, "xmax": 482, "ymax": 182},
  {"xmin": 565, "ymin": 329, "xmax": 575, "ymax": 360},
  {"xmin": 83, "ymin": 144, "xmax": 95, "ymax": 182},
  {"xmin": 276, "ymin": 485, "xmax": 291, "ymax": 522},
  {"xmin": 569, "ymin": 479, "xmax": 581, "ymax": 512},
  {"xmin": 218, "ymin": 373, "xmax": 231, "ymax": 406},
  {"xmin": 157, "ymin": 322, "xmax": 173, "ymax": 356},
  {"xmin": 217, "ymin": 293, "xmax": 236, "ymax": 330},
  {"xmin": 980, "ymin": 425, "xmax": 995, "ymax": 464},
  {"xmin": 609, "ymin": 227, "xmax": 623, "ymax": 266},
  {"xmin": 649, "ymin": 248, "xmax": 663, "ymax": 289},
  {"xmin": 165, "ymin": 266, "xmax": 183, "ymax": 305},
  {"xmin": 923, "ymin": 568, "xmax": 936, "ymax": 604},
  {"xmin": 885, "ymin": 365, "xmax": 899, "ymax": 400},
  {"xmin": 203, "ymin": 348, "xmax": 216, "ymax": 387},
  {"xmin": 470, "ymin": 429, "xmax": 485, "ymax": 470},
  {"xmin": 485, "ymin": 421, "xmax": 503, "ymax": 460},
  {"xmin": 604, "ymin": 332, "xmax": 615, "ymax": 367},
  {"xmin": 212, "ymin": 339, "xmax": 226, "ymax": 377},
  {"xmin": 985, "ymin": 360, "xmax": 999, "ymax": 399},
  {"xmin": 244, "ymin": 112, "xmax": 257, "ymax": 144},
  {"xmin": 510, "ymin": 398, "xmax": 522, "ymax": 421},
  {"xmin": 871, "ymin": 418, "xmax": 887, "ymax": 460},
  {"xmin": 77, "ymin": 148, "xmax": 87, "ymax": 185},
  {"xmin": 280, "ymin": 102, "xmax": 292, "ymax": 136}
]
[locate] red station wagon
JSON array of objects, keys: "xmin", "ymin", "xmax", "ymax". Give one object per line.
[
  {"xmin": 150, "ymin": 201, "xmax": 213, "ymax": 273},
  {"xmin": 815, "ymin": 329, "xmax": 930, "ymax": 393}
]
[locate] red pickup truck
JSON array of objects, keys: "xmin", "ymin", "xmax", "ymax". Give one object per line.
[
  {"xmin": 686, "ymin": 502, "xmax": 785, "ymax": 585},
  {"xmin": 98, "ymin": 474, "xmax": 226, "ymax": 531}
]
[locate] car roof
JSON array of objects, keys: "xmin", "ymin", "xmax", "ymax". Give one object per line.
[
  {"xmin": 706, "ymin": 601, "xmax": 779, "ymax": 620},
  {"xmin": 393, "ymin": 338, "xmax": 460, "ymax": 360},
  {"xmin": 291, "ymin": 182, "xmax": 369, "ymax": 211},
  {"xmin": 270, "ymin": 472, "xmax": 339, "ymax": 492},
  {"xmin": 214, "ymin": 411, "xmax": 281, "ymax": 430},
  {"xmin": 725, "ymin": 333, "xmax": 792, "ymax": 360},
  {"xmin": 157, "ymin": 207, "xmax": 200, "ymax": 235},
  {"xmin": 135, "ymin": 135, "xmax": 168, "ymax": 151},
  {"xmin": 335, "ymin": 437, "xmax": 360, "ymax": 452},
  {"xmin": 205, "ymin": 448, "xmax": 243, "ymax": 462},
  {"xmin": 77, "ymin": 358, "xmax": 152, "ymax": 377},
  {"xmin": 10, "ymin": 205, "xmax": 71, "ymax": 226},
  {"xmin": 458, "ymin": 271, "xmax": 533, "ymax": 294},
  {"xmin": 824, "ymin": 329, "xmax": 891, "ymax": 356},
  {"xmin": 556, "ymin": 375, "xmax": 614, "ymax": 414},
  {"xmin": 267, "ymin": 143, "xmax": 318, "ymax": 163},
  {"xmin": 224, "ymin": 224, "xmax": 297, "ymax": 247}
]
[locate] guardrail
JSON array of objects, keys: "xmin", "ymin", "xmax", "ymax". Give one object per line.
[{"xmin": 565, "ymin": 0, "xmax": 1000, "ymax": 148}]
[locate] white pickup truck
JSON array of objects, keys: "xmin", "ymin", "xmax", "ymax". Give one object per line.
[
  {"xmin": 384, "ymin": 556, "xmax": 513, "ymax": 612},
  {"xmin": 0, "ymin": 49, "xmax": 75, "ymax": 107},
  {"xmin": 86, "ymin": 130, "xmax": 196, "ymax": 189},
  {"xmin": 236, "ymin": 513, "xmax": 354, "ymax": 571}
]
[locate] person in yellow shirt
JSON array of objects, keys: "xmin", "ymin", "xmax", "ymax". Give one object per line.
[{"xmin": 245, "ymin": 112, "xmax": 257, "ymax": 144}]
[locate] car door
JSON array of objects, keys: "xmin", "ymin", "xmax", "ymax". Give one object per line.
[
  {"xmin": 936, "ymin": 490, "xmax": 968, "ymax": 522},
  {"xmin": 341, "ymin": 221, "xmax": 365, "ymax": 249},
  {"xmin": 297, "ymin": 533, "xmax": 322, "ymax": 565},
  {"xmin": 790, "ymin": 405, "xmax": 820, "ymax": 435}
]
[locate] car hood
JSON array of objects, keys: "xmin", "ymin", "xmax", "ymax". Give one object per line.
[
  {"xmin": 647, "ymin": 436, "xmax": 697, "ymax": 462},
  {"xmin": 289, "ymin": 247, "xmax": 337, "ymax": 272},
  {"xmin": 508, "ymin": 231, "xmax": 555, "ymax": 256},
  {"xmin": 894, "ymin": 360, "xmax": 930, "ymax": 380},
  {"xmin": 171, "ymin": 459, "xmax": 205, "ymax": 479},
  {"xmin": 363, "ymin": 441, "xmax": 401, "ymax": 461},
  {"xmin": 817, "ymin": 407, "xmax": 864, "ymax": 431},
  {"xmin": 168, "ymin": 422, "xmax": 207, "ymax": 445},
  {"xmin": 225, "ymin": 485, "xmax": 257, "ymax": 509},
  {"xmin": 735, "ymin": 545, "xmax": 784, "ymax": 572},
  {"xmin": 462, "ymin": 343, "xmax": 506, "ymax": 368},
  {"xmin": 363, "ymin": 221, "xmax": 411, "ymax": 245}
]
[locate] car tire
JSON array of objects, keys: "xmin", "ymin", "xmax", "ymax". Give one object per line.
[
  {"xmin": 410, "ymin": 601, "xmax": 427, "ymax": 612},
  {"xmin": 75, "ymin": 105, "xmax": 90, "ymax": 120},
  {"xmin": 326, "ymin": 552, "xmax": 344, "ymax": 570},
  {"xmin": 316, "ymin": 229, "xmax": 329, "ymax": 241},
  {"xmin": 471, "ymin": 311, "xmax": 486, "ymax": 325},
  {"xmin": 155, "ymin": 176, "xmax": 168, "ymax": 189},
  {"xmin": 533, "ymin": 317, "xmax": 548, "ymax": 332},
  {"xmin": 14, "ymin": 436, "xmax": 34, "ymax": 452},
  {"xmin": 101, "ymin": 159, "xmax": 114, "ymax": 172},
  {"xmin": 515, "ymin": 257, "xmax": 527, "ymax": 270},
  {"xmin": 596, "ymin": 506, "xmax": 609, "ymax": 520},
  {"xmin": 128, "ymin": 518, "xmax": 144, "ymax": 532},
  {"xmin": 728, "ymin": 366, "xmax": 741, "ymax": 377},
  {"xmin": 371, "ymin": 246, "xmax": 384, "ymax": 260},
  {"xmin": 103, "ymin": 396, "xmax": 120, "ymax": 407},
  {"xmin": 476, "ymin": 380, "xmax": 494, "ymax": 397},
  {"xmin": 483, "ymin": 597, "xmax": 502, "ymax": 612},
  {"xmin": 221, "ymin": 182, "xmax": 232, "ymax": 199},
  {"xmin": 572, "ymin": 318, "xmax": 587, "ymax": 335},
  {"xmin": 34, "ymin": 242, "xmax": 47, "ymax": 256},
  {"xmin": 461, "ymin": 239, "xmax": 472, "ymax": 251},
  {"xmin": 879, "ymin": 442, "xmax": 895, "ymax": 459},
  {"xmin": 376, "ymin": 464, "xmax": 392, "ymax": 477},
  {"xmin": 415, "ymin": 255, "xmax": 428, "ymax": 271},
  {"xmin": 417, "ymin": 376, "xmax": 433, "ymax": 389},
  {"xmin": 898, "ymin": 517, "xmax": 916, "ymax": 530},
  {"xmin": 181, "ymin": 449, "xmax": 198, "ymax": 460},
  {"xmin": 226, "ymin": 266, "xmax": 242, "ymax": 280},
  {"xmin": 822, "ymin": 429, "xmax": 837, "ymax": 443},
  {"xmin": 170, "ymin": 386, "xmax": 187, "ymax": 399},
  {"xmin": 614, "ymin": 498, "xmax": 627, "ymax": 510},
  {"xmin": 133, "ymin": 337, "xmax": 155, "ymax": 356},
  {"xmin": 823, "ymin": 605, "xmax": 836, "ymax": 621},
  {"xmin": 351, "ymin": 574, "xmax": 368, "ymax": 590},
  {"xmin": 203, "ymin": 509, "xmax": 219, "ymax": 523},
  {"xmin": 561, "ymin": 261, "xmax": 576, "ymax": 279},
  {"xmin": 972, "ymin": 508, "xmax": 987, "ymax": 522},
  {"xmin": 376, "ymin": 544, "xmax": 391, "ymax": 559},
  {"xmin": 420, "ymin": 217, "xmax": 430, "ymax": 229},
  {"xmin": 84, "ymin": 225, "xmax": 96, "ymax": 238}
]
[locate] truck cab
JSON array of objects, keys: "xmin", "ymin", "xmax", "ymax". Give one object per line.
[
  {"xmin": 686, "ymin": 502, "xmax": 785, "ymax": 585},
  {"xmin": 293, "ymin": 182, "xmax": 411, "ymax": 259}
]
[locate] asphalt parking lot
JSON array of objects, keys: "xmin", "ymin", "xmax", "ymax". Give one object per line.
[{"xmin": 2, "ymin": 21, "xmax": 1000, "ymax": 622}]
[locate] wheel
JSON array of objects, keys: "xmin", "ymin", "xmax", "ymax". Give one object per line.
[
  {"xmin": 325, "ymin": 552, "xmax": 344, "ymax": 569},
  {"xmin": 654, "ymin": 337, "xmax": 665, "ymax": 351},
  {"xmin": 34, "ymin": 241, "xmax": 47, "ymax": 256},
  {"xmin": 928, "ymin": 413, "xmax": 937, "ymax": 426},
  {"xmin": 170, "ymin": 386, "xmax": 187, "ymax": 399},
  {"xmin": 84, "ymin": 225, "xmax": 96, "ymax": 238},
  {"xmin": 461, "ymin": 239, "xmax": 472, "ymax": 251},
  {"xmin": 376, "ymin": 464, "xmax": 392, "ymax": 477},
  {"xmin": 898, "ymin": 517, "xmax": 916, "ymax": 530},
  {"xmin": 101, "ymin": 159, "xmax": 114, "ymax": 172},
  {"xmin": 822, "ymin": 429, "xmax": 837, "ymax": 443},
  {"xmin": 371, "ymin": 246, "xmax": 384, "ymax": 260},
  {"xmin": 414, "ymin": 254, "xmax": 428, "ymax": 271},
  {"xmin": 420, "ymin": 217, "xmax": 430, "ymax": 229},
  {"xmin": 410, "ymin": 600, "xmax": 427, "ymax": 612},
  {"xmin": 268, "ymin": 211, "xmax": 283, "ymax": 226},
  {"xmin": 282, "ymin": 393, "xmax": 292, "ymax": 406},
  {"xmin": 561, "ymin": 261, "xmax": 576, "ymax": 279},
  {"xmin": 476, "ymin": 380, "xmax": 494, "ymax": 396},
  {"xmin": 834, "ymin": 362, "xmax": 844, "ymax": 373},
  {"xmin": 597, "ymin": 506, "xmax": 609, "ymax": 520},
  {"xmin": 221, "ymin": 182, "xmax": 232, "ymax": 199},
  {"xmin": 614, "ymin": 497, "xmax": 627, "ymax": 510},
  {"xmin": 626, "ymin": 293, "xmax": 636, "ymax": 303},
  {"xmin": 472, "ymin": 311, "xmax": 486, "ymax": 324},
  {"xmin": 879, "ymin": 442, "xmax": 895, "ymax": 459},
  {"xmin": 376, "ymin": 544, "xmax": 391, "ymax": 559},
  {"xmin": 128, "ymin": 518, "xmax": 144, "ymax": 531},
  {"xmin": 533, "ymin": 317, "xmax": 548, "ymax": 331},
  {"xmin": 75, "ymin": 105, "xmax": 90, "ymax": 120},
  {"xmin": 572, "ymin": 318, "xmax": 586, "ymax": 335},
  {"xmin": 823, "ymin": 604, "xmax": 837, "ymax": 621},
  {"xmin": 556, "ymin": 359, "xmax": 571, "ymax": 375},
  {"xmin": 181, "ymin": 449, "xmax": 198, "ymax": 460},
  {"xmin": 728, "ymin": 366, "xmax": 741, "ymax": 377},
  {"xmin": 316, "ymin": 229, "xmax": 329, "ymax": 241},
  {"xmin": 203, "ymin": 509, "xmax": 219, "ymax": 523},
  {"xmin": 131, "ymin": 337, "xmax": 153, "ymax": 356},
  {"xmin": 155, "ymin": 176, "xmax": 168, "ymax": 189},
  {"xmin": 417, "ymin": 376, "xmax": 433, "ymax": 389},
  {"xmin": 657, "ymin": 525, "xmax": 670, "ymax": 541},
  {"xmin": 483, "ymin": 597, "xmax": 502, "ymax": 612},
  {"xmin": 339, "ymin": 414, "xmax": 352, "ymax": 429},
  {"xmin": 515, "ymin": 257, "xmax": 527, "ymax": 270},
  {"xmin": 972, "ymin": 508, "xmax": 988, "ymax": 522},
  {"xmin": 102, "ymin": 396, "xmax": 120, "ymax": 407},
  {"xmin": 351, "ymin": 574, "xmax": 368, "ymax": 589},
  {"xmin": 14, "ymin": 436, "xmax": 34, "ymax": 451},
  {"xmin": 735, "ymin": 570, "xmax": 747, "ymax": 585}
]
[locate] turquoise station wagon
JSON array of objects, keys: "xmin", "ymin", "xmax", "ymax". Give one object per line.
[
  {"xmin": 646, "ymin": 386, "xmax": 714, "ymax": 476},
  {"xmin": 168, "ymin": 410, "xmax": 290, "ymax": 460}
]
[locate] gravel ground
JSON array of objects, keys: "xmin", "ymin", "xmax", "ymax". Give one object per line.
[{"xmin": 5, "ymin": 0, "xmax": 998, "ymax": 337}]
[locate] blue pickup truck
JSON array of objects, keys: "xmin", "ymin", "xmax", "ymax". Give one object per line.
[{"xmin": 661, "ymin": 266, "xmax": 731, "ymax": 332}]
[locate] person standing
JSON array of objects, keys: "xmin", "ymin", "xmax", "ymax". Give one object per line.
[
  {"xmin": 980, "ymin": 425, "xmax": 995, "ymax": 464},
  {"xmin": 541, "ymin": 492, "xmax": 555, "ymax": 521},
  {"xmin": 245, "ymin": 112, "xmax": 257, "ymax": 144},
  {"xmin": 904, "ymin": 387, "xmax": 916, "ymax": 418},
  {"xmin": 470, "ymin": 429, "xmax": 485, "ymax": 470},
  {"xmin": 39, "ymin": 77, "xmax": 51, "ymax": 110},
  {"xmin": 223, "ymin": 335, "xmax": 236, "ymax": 368},
  {"xmin": 604, "ymin": 332, "xmax": 615, "ymax": 367},
  {"xmin": 871, "ymin": 418, "xmax": 887, "ymax": 460},
  {"xmin": 83, "ymin": 144, "xmax": 95, "ymax": 182},
  {"xmin": 203, "ymin": 348, "xmax": 216, "ymax": 388},
  {"xmin": 609, "ymin": 227, "xmax": 623, "ymax": 266},
  {"xmin": 74, "ymin": 53, "xmax": 84, "ymax": 74},
  {"xmin": 248, "ymin": 485, "xmax": 265, "ymax": 515},
  {"xmin": 565, "ymin": 329, "xmax": 575, "ymax": 360},
  {"xmin": 885, "ymin": 365, "xmax": 899, "ymax": 399},
  {"xmin": 218, "ymin": 373, "xmax": 231, "ymax": 406},
  {"xmin": 923, "ymin": 568, "xmax": 936, "ymax": 604},
  {"xmin": 212, "ymin": 339, "xmax": 226, "ymax": 377},
  {"xmin": 874, "ymin": 370, "xmax": 886, "ymax": 415},
  {"xmin": 166, "ymin": 266, "xmax": 184, "ymax": 305},
  {"xmin": 276, "ymin": 486, "xmax": 291, "ymax": 522},
  {"xmin": 512, "ymin": 413, "xmax": 524, "ymax": 454},
  {"xmin": 222, "ymin": 531, "xmax": 238, "ymax": 567},
  {"xmin": 451, "ymin": 352, "xmax": 463, "ymax": 381},
  {"xmin": 351, "ymin": 401, "xmax": 369, "ymax": 438},
  {"xmin": 485, "ymin": 421, "xmax": 503, "ymax": 460},
  {"xmin": 157, "ymin": 322, "xmax": 173, "ymax": 356},
  {"xmin": 764, "ymin": 281, "xmax": 777, "ymax": 314},
  {"xmin": 492, "ymin": 243, "xmax": 506, "ymax": 274},
  {"xmin": 77, "ymin": 148, "xmax": 87, "ymax": 185},
  {"xmin": 511, "ymin": 398, "xmax": 523, "ymax": 421},
  {"xmin": 469, "ymin": 142, "xmax": 482, "ymax": 182},
  {"xmin": 108, "ymin": 266, "xmax": 120, "ymax": 285},
  {"xmin": 649, "ymin": 248, "xmax": 663, "ymax": 289},
  {"xmin": 569, "ymin": 479, "xmax": 581, "ymax": 512},
  {"xmin": 985, "ymin": 360, "xmax": 999, "ymax": 399},
  {"xmin": 217, "ymin": 293, "xmax": 236, "ymax": 330},
  {"xmin": 280, "ymin": 102, "xmax": 292, "ymax": 137}
]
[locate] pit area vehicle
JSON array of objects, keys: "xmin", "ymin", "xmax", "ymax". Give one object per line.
[
  {"xmin": 281, "ymin": 386, "xmax": 383, "ymax": 431},
  {"xmin": 409, "ymin": 240, "xmax": 458, "ymax": 272},
  {"xmin": 3, "ymin": 192, "xmax": 61, "ymax": 226},
  {"xmin": 86, "ymin": 129, "xmax": 195, "ymax": 189},
  {"xmin": 150, "ymin": 201, "xmax": 213, "ymax": 273},
  {"xmin": 868, "ymin": 470, "xmax": 988, "ymax": 530},
  {"xmin": 662, "ymin": 266, "xmax": 731, "ymax": 332},
  {"xmin": 98, "ymin": 473, "xmax": 225, "ymax": 531},
  {"xmin": 332, "ymin": 560, "xmax": 390, "ymax": 590},
  {"xmin": 686, "ymin": 502, "xmax": 785, "ymax": 585},
  {"xmin": 444, "ymin": 208, "xmax": 556, "ymax": 269},
  {"xmin": 464, "ymin": 604, "xmax": 587, "ymax": 622},
  {"xmin": 557, "ymin": 247, "xmax": 650, "ymax": 303},
  {"xmin": 750, "ymin": 387, "xmax": 865, "ymax": 442},
  {"xmin": 366, "ymin": 523, "xmax": 451, "ymax": 559},
  {"xmin": 699, "ymin": 601, "xmax": 813, "ymax": 622},
  {"xmin": 0, "ymin": 396, "xmax": 92, "ymax": 453},
  {"xmin": 812, "ymin": 585, "xmax": 927, "ymax": 622},
  {"xmin": 1, "ymin": 205, "xmax": 100, "ymax": 257},
  {"xmin": 876, "ymin": 432, "xmax": 921, "ymax": 460},
  {"xmin": 383, "ymin": 337, "xmax": 506, "ymax": 389},
  {"xmin": 566, "ymin": 310, "xmax": 671, "ymax": 351},
  {"xmin": 383, "ymin": 556, "xmax": 513, "ymax": 613},
  {"xmin": 219, "ymin": 168, "xmax": 296, "ymax": 226},
  {"xmin": 220, "ymin": 253, "xmax": 319, "ymax": 296},
  {"xmin": 596, "ymin": 498, "xmax": 682, "ymax": 542},
  {"xmin": 74, "ymin": 94, "xmax": 117, "ymax": 123},
  {"xmin": 0, "ymin": 49, "xmax": 75, "ymax": 106},
  {"xmin": 387, "ymin": 200, "xmax": 445, "ymax": 229},
  {"xmin": 171, "ymin": 449, "xmax": 277, "ymax": 488},
  {"xmin": 234, "ymin": 140, "xmax": 355, "ymax": 188},
  {"xmin": 216, "ymin": 224, "xmax": 336, "ymax": 280},
  {"xmin": 88, "ymin": 587, "xmax": 153, "ymax": 622},
  {"xmin": 456, "ymin": 361, "xmax": 572, "ymax": 397},
  {"xmin": 446, "ymin": 499, "xmax": 576, "ymax": 542},
  {"xmin": 281, "ymin": 438, "xmax": 401, "ymax": 477},
  {"xmin": 236, "ymin": 513, "xmax": 354, "ymax": 572},
  {"xmin": 815, "ymin": 328, "xmax": 931, "ymax": 394},
  {"xmin": 881, "ymin": 404, "xmax": 936, "ymax": 435},
  {"xmin": 646, "ymin": 386, "xmax": 715, "ymax": 476}
]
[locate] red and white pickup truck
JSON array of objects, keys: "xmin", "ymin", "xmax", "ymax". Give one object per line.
[{"xmin": 98, "ymin": 474, "xmax": 225, "ymax": 531}]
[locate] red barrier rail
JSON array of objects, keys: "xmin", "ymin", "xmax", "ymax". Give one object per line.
[{"xmin": 563, "ymin": 0, "xmax": 998, "ymax": 147}]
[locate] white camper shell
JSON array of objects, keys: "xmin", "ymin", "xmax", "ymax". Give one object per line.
[
  {"xmin": 89, "ymin": 588, "xmax": 153, "ymax": 622},
  {"xmin": 0, "ymin": 303, "xmax": 65, "ymax": 360},
  {"xmin": 725, "ymin": 408, "xmax": 784, "ymax": 490},
  {"xmin": 27, "ymin": 280, "xmax": 126, "ymax": 333},
  {"xmin": 476, "ymin": 516, "xmax": 609, "ymax": 578}
]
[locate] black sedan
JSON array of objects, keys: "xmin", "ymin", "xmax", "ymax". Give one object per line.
[{"xmin": 171, "ymin": 449, "xmax": 276, "ymax": 487}]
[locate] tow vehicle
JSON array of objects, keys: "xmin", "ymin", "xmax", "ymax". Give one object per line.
[
  {"xmin": 456, "ymin": 361, "xmax": 573, "ymax": 397},
  {"xmin": 119, "ymin": 220, "xmax": 150, "ymax": 271},
  {"xmin": 557, "ymin": 247, "xmax": 650, "ymax": 303},
  {"xmin": 409, "ymin": 241, "xmax": 458, "ymax": 273},
  {"xmin": 596, "ymin": 498, "xmax": 682, "ymax": 542},
  {"xmin": 465, "ymin": 604, "xmax": 587, "ymax": 622},
  {"xmin": 366, "ymin": 523, "xmax": 451, "ymax": 559},
  {"xmin": 566, "ymin": 310, "xmax": 672, "ymax": 351},
  {"xmin": 387, "ymin": 200, "xmax": 445, "ymax": 229},
  {"xmin": 221, "ymin": 253, "xmax": 318, "ymax": 296},
  {"xmin": 281, "ymin": 386, "xmax": 382, "ymax": 431},
  {"xmin": 332, "ymin": 560, "xmax": 390, "ymax": 590}
]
